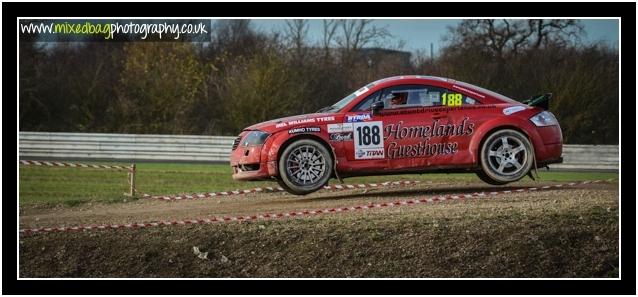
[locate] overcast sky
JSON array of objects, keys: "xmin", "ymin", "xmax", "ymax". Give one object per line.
[{"xmin": 250, "ymin": 19, "xmax": 619, "ymax": 55}]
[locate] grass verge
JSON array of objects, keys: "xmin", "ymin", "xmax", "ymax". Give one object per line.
[{"xmin": 19, "ymin": 161, "xmax": 618, "ymax": 206}]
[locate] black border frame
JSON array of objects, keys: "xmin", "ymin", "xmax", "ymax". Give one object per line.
[{"xmin": 4, "ymin": 2, "xmax": 635, "ymax": 294}]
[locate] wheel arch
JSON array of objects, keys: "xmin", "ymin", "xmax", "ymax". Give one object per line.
[
  {"xmin": 471, "ymin": 124, "xmax": 535, "ymax": 167},
  {"xmin": 272, "ymin": 133, "xmax": 337, "ymax": 179}
]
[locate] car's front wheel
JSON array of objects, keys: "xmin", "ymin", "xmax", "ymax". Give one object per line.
[
  {"xmin": 477, "ymin": 129, "xmax": 534, "ymax": 185},
  {"xmin": 278, "ymin": 139, "xmax": 333, "ymax": 195}
]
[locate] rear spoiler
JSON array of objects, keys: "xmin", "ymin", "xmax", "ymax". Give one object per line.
[{"xmin": 523, "ymin": 93, "xmax": 552, "ymax": 110}]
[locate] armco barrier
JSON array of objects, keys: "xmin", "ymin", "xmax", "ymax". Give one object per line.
[
  {"xmin": 19, "ymin": 132, "xmax": 234, "ymax": 162},
  {"xmin": 18, "ymin": 132, "xmax": 618, "ymax": 171}
]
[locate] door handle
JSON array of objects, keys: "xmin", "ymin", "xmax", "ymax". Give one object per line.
[{"xmin": 432, "ymin": 112, "xmax": 446, "ymax": 119}]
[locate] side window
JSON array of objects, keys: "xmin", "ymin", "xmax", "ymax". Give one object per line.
[
  {"xmin": 352, "ymin": 90, "xmax": 382, "ymax": 111},
  {"xmin": 352, "ymin": 85, "xmax": 481, "ymax": 111},
  {"xmin": 380, "ymin": 85, "xmax": 429, "ymax": 109}
]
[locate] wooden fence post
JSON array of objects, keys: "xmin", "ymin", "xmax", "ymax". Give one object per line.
[{"xmin": 129, "ymin": 163, "xmax": 136, "ymax": 197}]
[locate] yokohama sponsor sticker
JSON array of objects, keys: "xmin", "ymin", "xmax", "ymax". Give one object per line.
[{"xmin": 353, "ymin": 121, "xmax": 384, "ymax": 159}]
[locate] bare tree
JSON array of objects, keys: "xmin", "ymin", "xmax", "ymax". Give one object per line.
[
  {"xmin": 335, "ymin": 19, "xmax": 391, "ymax": 52},
  {"xmin": 284, "ymin": 19, "xmax": 309, "ymax": 61},
  {"xmin": 445, "ymin": 19, "xmax": 583, "ymax": 57},
  {"xmin": 321, "ymin": 20, "xmax": 339, "ymax": 60}
]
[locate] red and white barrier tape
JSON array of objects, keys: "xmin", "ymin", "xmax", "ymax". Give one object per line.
[
  {"xmin": 19, "ymin": 179, "xmax": 614, "ymax": 235},
  {"xmin": 19, "ymin": 160, "xmax": 132, "ymax": 171},
  {"xmin": 138, "ymin": 180, "xmax": 421, "ymax": 201}
]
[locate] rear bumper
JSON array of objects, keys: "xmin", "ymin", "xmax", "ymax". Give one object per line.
[
  {"xmin": 534, "ymin": 125, "xmax": 563, "ymax": 163},
  {"xmin": 539, "ymin": 156, "xmax": 563, "ymax": 167}
]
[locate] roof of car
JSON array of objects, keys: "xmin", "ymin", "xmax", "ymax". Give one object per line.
[
  {"xmin": 370, "ymin": 75, "xmax": 518, "ymax": 104},
  {"xmin": 373, "ymin": 75, "xmax": 452, "ymax": 84}
]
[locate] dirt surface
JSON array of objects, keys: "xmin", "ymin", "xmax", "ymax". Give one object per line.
[
  {"xmin": 19, "ymin": 181, "xmax": 619, "ymax": 278},
  {"xmin": 19, "ymin": 180, "xmax": 610, "ymax": 228}
]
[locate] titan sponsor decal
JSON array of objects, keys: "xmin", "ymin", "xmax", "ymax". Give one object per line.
[
  {"xmin": 356, "ymin": 148, "xmax": 384, "ymax": 159},
  {"xmin": 327, "ymin": 123, "xmax": 353, "ymax": 133},
  {"xmin": 329, "ymin": 132, "xmax": 353, "ymax": 142},
  {"xmin": 353, "ymin": 121, "xmax": 385, "ymax": 159},
  {"xmin": 346, "ymin": 113, "xmax": 372, "ymax": 123},
  {"xmin": 503, "ymin": 106, "xmax": 526, "ymax": 115},
  {"xmin": 383, "ymin": 117, "xmax": 475, "ymax": 159},
  {"xmin": 275, "ymin": 116, "xmax": 335, "ymax": 128},
  {"xmin": 288, "ymin": 126, "xmax": 321, "ymax": 134}
]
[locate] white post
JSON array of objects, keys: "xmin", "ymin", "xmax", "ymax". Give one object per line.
[{"xmin": 129, "ymin": 163, "xmax": 136, "ymax": 197}]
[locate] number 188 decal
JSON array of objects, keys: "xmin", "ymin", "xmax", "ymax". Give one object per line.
[{"xmin": 353, "ymin": 121, "xmax": 384, "ymax": 159}]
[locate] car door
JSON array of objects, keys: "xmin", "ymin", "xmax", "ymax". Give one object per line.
[
  {"xmin": 375, "ymin": 85, "xmax": 455, "ymax": 170},
  {"xmin": 385, "ymin": 85, "xmax": 483, "ymax": 170},
  {"xmin": 338, "ymin": 89, "xmax": 388, "ymax": 172},
  {"xmin": 340, "ymin": 84, "xmax": 452, "ymax": 172}
]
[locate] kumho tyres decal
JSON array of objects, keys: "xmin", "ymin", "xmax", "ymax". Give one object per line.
[
  {"xmin": 288, "ymin": 126, "xmax": 321, "ymax": 135},
  {"xmin": 384, "ymin": 117, "xmax": 475, "ymax": 159}
]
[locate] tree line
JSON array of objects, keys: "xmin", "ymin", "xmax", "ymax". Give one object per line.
[{"xmin": 19, "ymin": 19, "xmax": 618, "ymax": 144}]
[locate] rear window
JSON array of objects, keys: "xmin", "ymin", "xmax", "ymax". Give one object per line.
[{"xmin": 453, "ymin": 81, "xmax": 519, "ymax": 104}]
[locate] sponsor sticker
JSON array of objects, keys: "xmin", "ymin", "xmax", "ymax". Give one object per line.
[
  {"xmin": 329, "ymin": 132, "xmax": 353, "ymax": 142},
  {"xmin": 353, "ymin": 121, "xmax": 385, "ymax": 159},
  {"xmin": 327, "ymin": 123, "xmax": 353, "ymax": 133},
  {"xmin": 288, "ymin": 126, "xmax": 321, "ymax": 134},
  {"xmin": 354, "ymin": 86, "xmax": 369, "ymax": 97},
  {"xmin": 503, "ymin": 106, "xmax": 526, "ymax": 115},
  {"xmin": 451, "ymin": 85, "xmax": 485, "ymax": 98},
  {"xmin": 276, "ymin": 116, "xmax": 335, "ymax": 128},
  {"xmin": 346, "ymin": 113, "xmax": 372, "ymax": 123}
]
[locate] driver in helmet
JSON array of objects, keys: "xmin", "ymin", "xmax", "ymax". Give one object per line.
[{"xmin": 389, "ymin": 92, "xmax": 407, "ymax": 107}]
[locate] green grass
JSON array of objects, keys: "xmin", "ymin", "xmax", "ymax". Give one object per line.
[{"xmin": 18, "ymin": 161, "xmax": 619, "ymax": 206}]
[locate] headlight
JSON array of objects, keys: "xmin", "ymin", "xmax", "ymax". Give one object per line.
[
  {"xmin": 530, "ymin": 111, "xmax": 559, "ymax": 127},
  {"xmin": 242, "ymin": 131, "xmax": 270, "ymax": 146}
]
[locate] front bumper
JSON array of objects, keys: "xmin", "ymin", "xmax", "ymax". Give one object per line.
[{"xmin": 229, "ymin": 137, "xmax": 277, "ymax": 180}]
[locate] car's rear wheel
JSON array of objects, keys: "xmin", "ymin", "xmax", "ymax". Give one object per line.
[
  {"xmin": 278, "ymin": 139, "xmax": 333, "ymax": 195},
  {"xmin": 477, "ymin": 129, "xmax": 533, "ymax": 185}
]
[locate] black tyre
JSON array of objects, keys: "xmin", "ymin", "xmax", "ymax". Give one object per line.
[
  {"xmin": 278, "ymin": 139, "xmax": 333, "ymax": 195},
  {"xmin": 477, "ymin": 129, "xmax": 533, "ymax": 185}
]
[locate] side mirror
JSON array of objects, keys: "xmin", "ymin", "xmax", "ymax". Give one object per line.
[{"xmin": 371, "ymin": 101, "xmax": 384, "ymax": 116}]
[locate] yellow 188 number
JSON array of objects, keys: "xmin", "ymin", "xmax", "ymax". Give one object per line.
[{"xmin": 442, "ymin": 93, "xmax": 463, "ymax": 107}]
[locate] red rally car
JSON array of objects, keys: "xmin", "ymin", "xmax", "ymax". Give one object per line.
[{"xmin": 230, "ymin": 75, "xmax": 563, "ymax": 195}]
